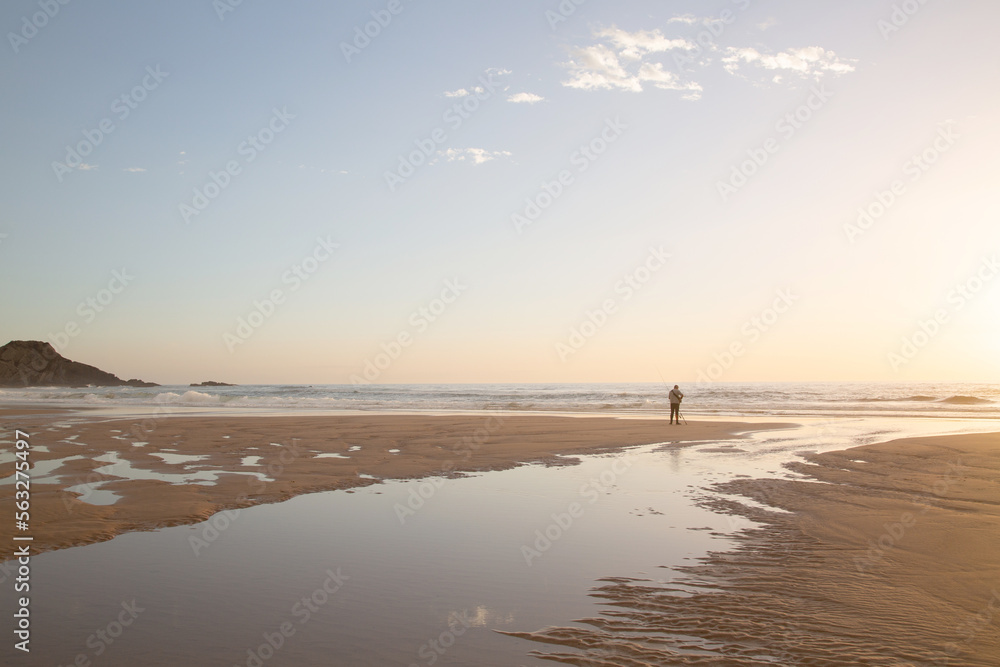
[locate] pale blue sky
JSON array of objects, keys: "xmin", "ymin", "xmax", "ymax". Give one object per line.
[{"xmin": 2, "ymin": 0, "xmax": 999, "ymax": 384}]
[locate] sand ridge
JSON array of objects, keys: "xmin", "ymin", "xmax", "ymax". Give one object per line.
[{"xmin": 508, "ymin": 431, "xmax": 1000, "ymax": 666}]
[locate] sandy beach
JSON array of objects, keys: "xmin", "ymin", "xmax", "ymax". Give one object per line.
[
  {"xmin": 0, "ymin": 410, "xmax": 781, "ymax": 560},
  {"xmin": 510, "ymin": 430, "xmax": 1000, "ymax": 666},
  {"xmin": 3, "ymin": 406, "xmax": 999, "ymax": 664}
]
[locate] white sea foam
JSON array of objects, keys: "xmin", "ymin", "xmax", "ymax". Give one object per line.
[{"xmin": 0, "ymin": 382, "xmax": 997, "ymax": 419}]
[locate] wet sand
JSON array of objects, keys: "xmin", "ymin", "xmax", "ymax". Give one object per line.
[
  {"xmin": 508, "ymin": 431, "xmax": 1000, "ymax": 666},
  {"xmin": 0, "ymin": 411, "xmax": 780, "ymax": 560}
]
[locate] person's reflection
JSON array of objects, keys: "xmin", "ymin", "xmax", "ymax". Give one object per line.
[{"xmin": 668, "ymin": 446, "xmax": 681, "ymax": 473}]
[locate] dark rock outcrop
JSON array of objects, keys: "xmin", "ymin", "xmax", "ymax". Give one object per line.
[
  {"xmin": 0, "ymin": 340, "xmax": 158, "ymax": 388},
  {"xmin": 125, "ymin": 378, "xmax": 160, "ymax": 388},
  {"xmin": 190, "ymin": 381, "xmax": 236, "ymax": 387}
]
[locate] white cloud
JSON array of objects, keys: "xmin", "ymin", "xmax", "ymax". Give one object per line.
[
  {"xmin": 563, "ymin": 24, "xmax": 855, "ymax": 97},
  {"xmin": 564, "ymin": 44, "xmax": 638, "ymax": 92},
  {"xmin": 722, "ymin": 46, "xmax": 856, "ymax": 80},
  {"xmin": 444, "ymin": 85, "xmax": 489, "ymax": 98},
  {"xmin": 77, "ymin": 163, "xmax": 98, "ymax": 171},
  {"xmin": 757, "ymin": 17, "xmax": 779, "ymax": 31},
  {"xmin": 639, "ymin": 62, "xmax": 704, "ymax": 99},
  {"xmin": 594, "ymin": 26, "xmax": 693, "ymax": 60},
  {"xmin": 437, "ymin": 148, "xmax": 511, "ymax": 165},
  {"xmin": 563, "ymin": 41, "xmax": 702, "ymax": 97},
  {"xmin": 508, "ymin": 92, "xmax": 544, "ymax": 104},
  {"xmin": 123, "ymin": 167, "xmax": 146, "ymax": 173},
  {"xmin": 444, "ymin": 69, "xmax": 511, "ymax": 98}
]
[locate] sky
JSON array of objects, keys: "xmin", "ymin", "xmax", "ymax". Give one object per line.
[{"xmin": 1, "ymin": 0, "xmax": 999, "ymax": 385}]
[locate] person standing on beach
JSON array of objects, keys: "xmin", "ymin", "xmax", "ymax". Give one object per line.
[{"xmin": 669, "ymin": 385, "xmax": 684, "ymax": 425}]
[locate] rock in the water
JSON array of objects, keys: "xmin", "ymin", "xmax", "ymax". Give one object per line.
[
  {"xmin": 0, "ymin": 340, "xmax": 158, "ymax": 388},
  {"xmin": 190, "ymin": 381, "xmax": 236, "ymax": 387},
  {"xmin": 125, "ymin": 378, "xmax": 160, "ymax": 388}
]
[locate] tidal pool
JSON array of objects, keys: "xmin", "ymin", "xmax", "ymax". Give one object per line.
[{"xmin": 1, "ymin": 417, "xmax": 992, "ymax": 666}]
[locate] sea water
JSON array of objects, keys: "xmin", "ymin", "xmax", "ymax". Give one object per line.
[{"xmin": 0, "ymin": 380, "xmax": 998, "ymax": 418}]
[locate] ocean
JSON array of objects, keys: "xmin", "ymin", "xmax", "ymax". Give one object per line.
[{"xmin": 1, "ymin": 381, "xmax": 998, "ymax": 419}]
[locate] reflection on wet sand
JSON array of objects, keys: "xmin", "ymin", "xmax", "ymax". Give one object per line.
[{"xmin": 507, "ymin": 431, "xmax": 1000, "ymax": 666}]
